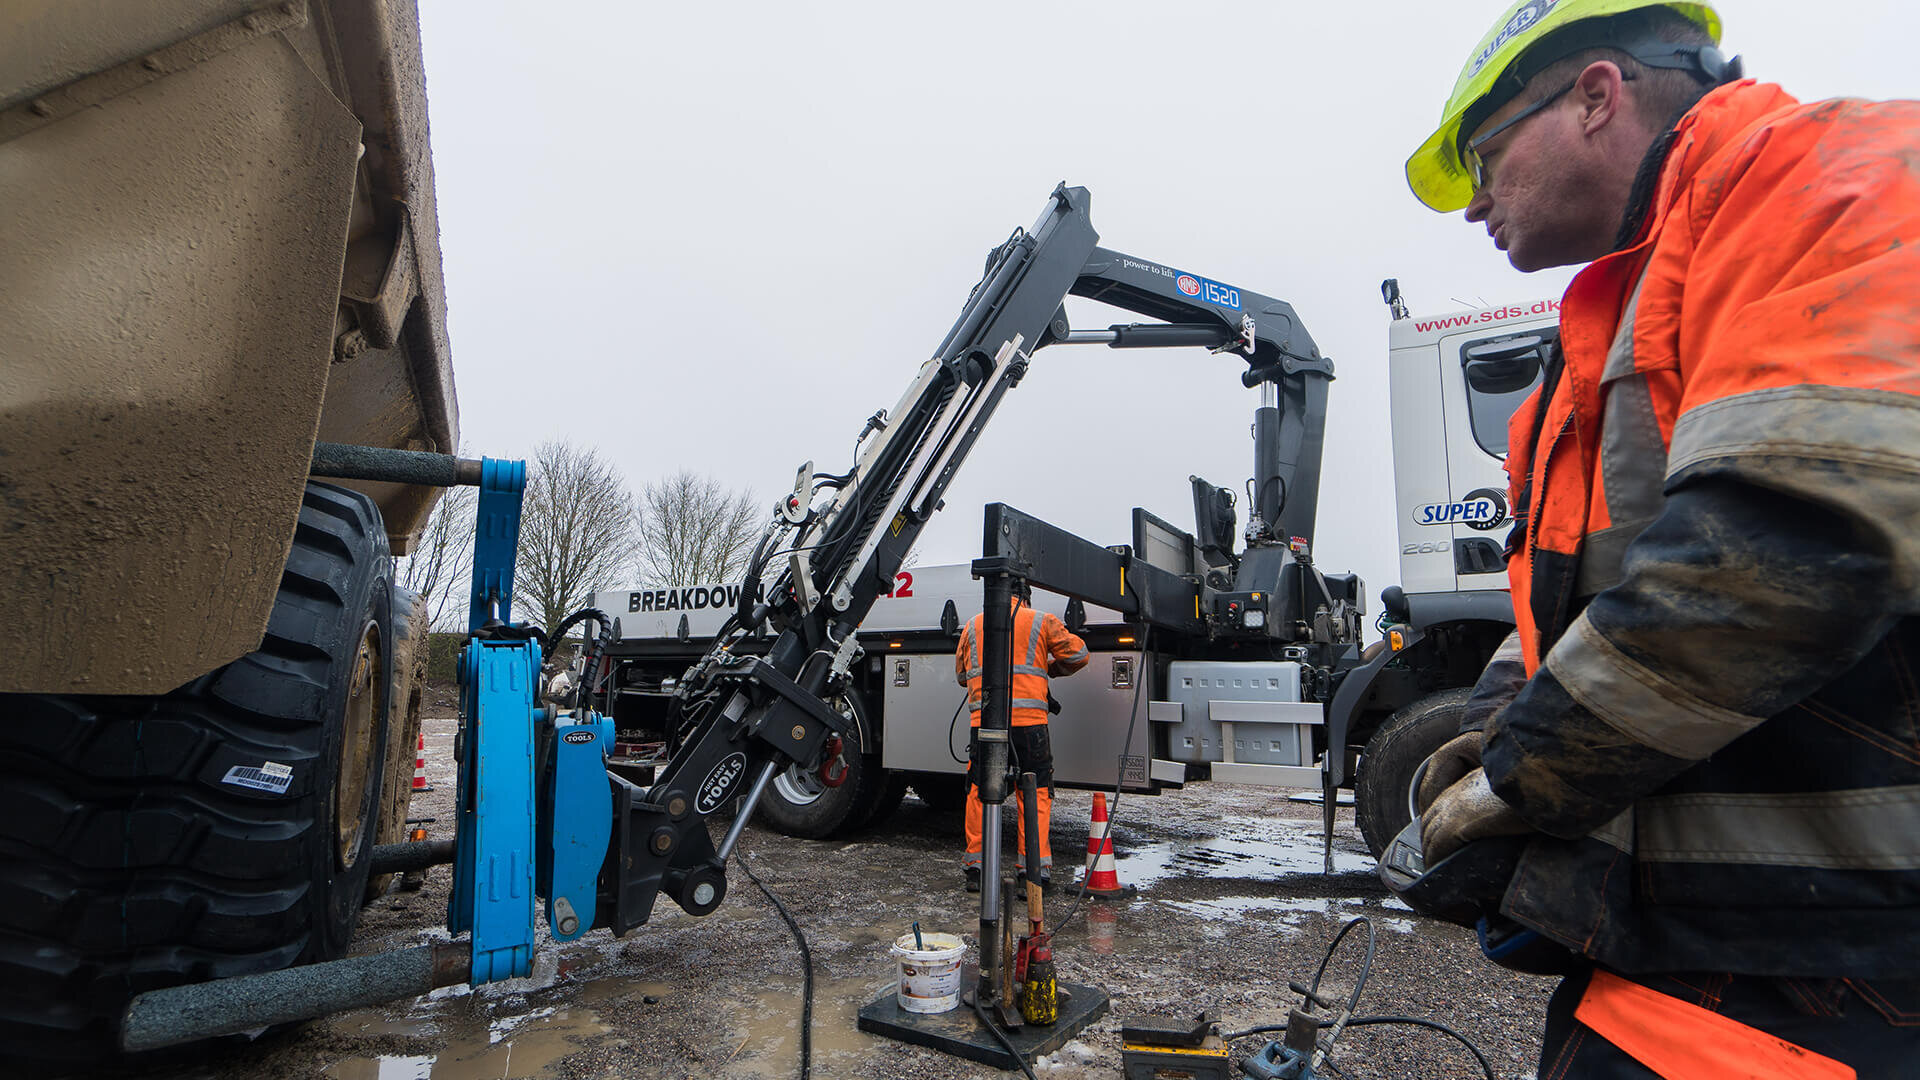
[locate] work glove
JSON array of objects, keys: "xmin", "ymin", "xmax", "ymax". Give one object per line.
[
  {"xmin": 1415, "ymin": 731, "xmax": 1484, "ymax": 813},
  {"xmin": 1420, "ymin": 767, "xmax": 1530, "ymax": 865}
]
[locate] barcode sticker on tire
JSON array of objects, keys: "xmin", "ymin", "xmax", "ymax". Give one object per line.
[{"xmin": 223, "ymin": 762, "xmax": 293, "ymax": 794}]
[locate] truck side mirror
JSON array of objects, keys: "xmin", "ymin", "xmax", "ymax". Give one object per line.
[
  {"xmin": 940, "ymin": 599, "xmax": 960, "ymax": 637},
  {"xmin": 1463, "ymin": 334, "xmax": 1545, "ymax": 395}
]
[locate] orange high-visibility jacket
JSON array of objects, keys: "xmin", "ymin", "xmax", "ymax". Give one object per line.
[
  {"xmin": 1478, "ymin": 80, "xmax": 1920, "ymax": 977},
  {"xmin": 956, "ymin": 598, "xmax": 1089, "ymax": 727}
]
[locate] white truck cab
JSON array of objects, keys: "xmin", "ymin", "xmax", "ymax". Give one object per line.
[{"xmin": 1387, "ymin": 298, "xmax": 1559, "ymax": 598}]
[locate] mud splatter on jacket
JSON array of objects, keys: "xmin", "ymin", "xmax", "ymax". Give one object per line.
[{"xmin": 1480, "ymin": 80, "xmax": 1920, "ymax": 976}]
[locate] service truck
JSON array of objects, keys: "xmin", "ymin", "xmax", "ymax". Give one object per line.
[
  {"xmin": 592, "ymin": 283, "xmax": 1560, "ymax": 860},
  {"xmin": 1, "ymin": 2, "xmax": 455, "ymax": 1063}
]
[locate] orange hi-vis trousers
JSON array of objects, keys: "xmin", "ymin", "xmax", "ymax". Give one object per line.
[{"xmin": 962, "ymin": 781, "xmax": 1051, "ymax": 870}]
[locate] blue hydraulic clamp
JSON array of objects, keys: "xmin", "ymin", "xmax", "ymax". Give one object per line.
[
  {"xmin": 447, "ymin": 456, "xmax": 618, "ymax": 980},
  {"xmin": 450, "ymin": 457, "xmax": 537, "ymax": 983}
]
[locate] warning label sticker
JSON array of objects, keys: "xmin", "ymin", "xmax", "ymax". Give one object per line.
[{"xmin": 222, "ymin": 761, "xmax": 293, "ymax": 795}]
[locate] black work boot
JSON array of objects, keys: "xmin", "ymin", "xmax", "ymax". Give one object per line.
[{"xmin": 964, "ymin": 867, "xmax": 981, "ymax": 893}]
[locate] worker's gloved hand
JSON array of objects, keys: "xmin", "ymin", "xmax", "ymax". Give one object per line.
[
  {"xmin": 1415, "ymin": 731, "xmax": 1484, "ymax": 813},
  {"xmin": 1420, "ymin": 767, "xmax": 1530, "ymax": 865}
]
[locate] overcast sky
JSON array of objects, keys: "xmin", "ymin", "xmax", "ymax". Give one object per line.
[{"xmin": 415, "ymin": 0, "xmax": 1917, "ymax": 614}]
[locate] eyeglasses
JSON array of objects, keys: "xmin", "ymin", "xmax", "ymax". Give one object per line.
[
  {"xmin": 1462, "ymin": 80, "xmax": 1576, "ymax": 191},
  {"xmin": 1462, "ymin": 71, "xmax": 1642, "ymax": 191}
]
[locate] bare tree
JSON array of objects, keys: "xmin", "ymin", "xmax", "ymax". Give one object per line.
[
  {"xmin": 515, "ymin": 440, "xmax": 640, "ymax": 638},
  {"xmin": 396, "ymin": 484, "xmax": 475, "ymax": 632},
  {"xmin": 635, "ymin": 470, "xmax": 762, "ymax": 586}
]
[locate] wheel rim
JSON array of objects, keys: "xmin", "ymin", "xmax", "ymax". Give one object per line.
[
  {"xmin": 771, "ymin": 762, "xmax": 827, "ymax": 807},
  {"xmin": 336, "ymin": 620, "xmax": 381, "ymax": 871},
  {"xmin": 769, "ymin": 692, "xmax": 857, "ymax": 809}
]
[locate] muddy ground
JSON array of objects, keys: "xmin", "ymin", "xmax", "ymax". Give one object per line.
[{"xmin": 100, "ymin": 706, "xmax": 1554, "ymax": 1080}]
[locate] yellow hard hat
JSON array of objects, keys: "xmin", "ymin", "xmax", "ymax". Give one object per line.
[{"xmin": 1406, "ymin": 0, "xmax": 1722, "ymax": 212}]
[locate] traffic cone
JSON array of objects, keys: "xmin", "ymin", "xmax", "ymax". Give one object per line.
[
  {"xmin": 1078, "ymin": 792, "xmax": 1134, "ymax": 900},
  {"xmin": 411, "ymin": 733, "xmax": 433, "ymax": 792}
]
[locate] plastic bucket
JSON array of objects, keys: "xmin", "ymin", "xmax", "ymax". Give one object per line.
[{"xmin": 890, "ymin": 932, "xmax": 965, "ymax": 1014}]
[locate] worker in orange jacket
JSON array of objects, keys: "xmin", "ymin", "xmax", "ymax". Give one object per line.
[
  {"xmin": 1404, "ymin": 1, "xmax": 1920, "ymax": 1076},
  {"xmin": 956, "ymin": 580, "xmax": 1088, "ymax": 894}
]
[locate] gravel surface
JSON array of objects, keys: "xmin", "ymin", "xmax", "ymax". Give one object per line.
[{"xmin": 89, "ymin": 703, "xmax": 1554, "ymax": 1080}]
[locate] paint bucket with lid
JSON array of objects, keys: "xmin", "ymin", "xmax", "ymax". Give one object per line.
[{"xmin": 890, "ymin": 931, "xmax": 965, "ymax": 1014}]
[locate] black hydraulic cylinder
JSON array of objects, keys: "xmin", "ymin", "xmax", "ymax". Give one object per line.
[
  {"xmin": 978, "ymin": 571, "xmax": 1014, "ymax": 806},
  {"xmin": 368, "ymin": 839, "xmax": 456, "ymax": 875},
  {"xmin": 310, "ymin": 441, "xmax": 484, "ymax": 488},
  {"xmin": 974, "ymin": 563, "xmax": 1017, "ymax": 1003},
  {"xmin": 120, "ymin": 942, "xmax": 472, "ymax": 1052}
]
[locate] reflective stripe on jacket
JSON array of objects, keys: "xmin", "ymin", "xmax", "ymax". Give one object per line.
[
  {"xmin": 956, "ymin": 598, "xmax": 1089, "ymax": 727},
  {"xmin": 1482, "ymin": 80, "xmax": 1920, "ymax": 977}
]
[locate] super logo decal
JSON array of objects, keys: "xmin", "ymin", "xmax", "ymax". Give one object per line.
[
  {"xmin": 222, "ymin": 760, "xmax": 293, "ymax": 795},
  {"xmin": 697, "ymin": 753, "xmax": 747, "ymax": 814},
  {"xmin": 1412, "ymin": 488, "xmax": 1508, "ymax": 531},
  {"xmin": 1468, "ymin": 0, "xmax": 1560, "ymax": 76},
  {"xmin": 562, "ymin": 729, "xmax": 596, "ymax": 745}
]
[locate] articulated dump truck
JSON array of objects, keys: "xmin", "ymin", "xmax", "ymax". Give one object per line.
[{"xmin": 0, "ymin": 2, "xmax": 456, "ymax": 1063}]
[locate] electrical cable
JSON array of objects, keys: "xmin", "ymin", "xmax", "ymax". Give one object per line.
[
  {"xmin": 733, "ymin": 846, "xmax": 814, "ymax": 1080},
  {"xmin": 1045, "ymin": 623, "xmax": 1151, "ymax": 939},
  {"xmin": 972, "ymin": 997, "xmax": 1040, "ymax": 1080}
]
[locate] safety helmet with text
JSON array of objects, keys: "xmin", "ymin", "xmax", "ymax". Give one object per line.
[{"xmin": 1406, "ymin": 0, "xmax": 1731, "ymax": 213}]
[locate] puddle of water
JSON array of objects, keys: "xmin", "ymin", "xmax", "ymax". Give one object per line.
[
  {"xmin": 331, "ymin": 1008, "xmax": 437, "ymax": 1038},
  {"xmin": 1117, "ymin": 816, "xmax": 1372, "ymax": 887},
  {"xmin": 721, "ymin": 976, "xmax": 897, "ymax": 1078},
  {"xmin": 322, "ymin": 1004, "xmax": 609, "ymax": 1080},
  {"xmin": 326, "ymin": 1055, "xmax": 436, "ymax": 1080}
]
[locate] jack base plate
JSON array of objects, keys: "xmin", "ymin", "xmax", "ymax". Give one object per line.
[{"xmin": 857, "ymin": 965, "xmax": 1109, "ymax": 1070}]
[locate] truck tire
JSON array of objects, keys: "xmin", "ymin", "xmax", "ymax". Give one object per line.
[
  {"xmin": 756, "ymin": 691, "xmax": 893, "ymax": 839},
  {"xmin": 0, "ymin": 482, "xmax": 394, "ymax": 1065},
  {"xmin": 1354, "ymin": 687, "xmax": 1472, "ymax": 860}
]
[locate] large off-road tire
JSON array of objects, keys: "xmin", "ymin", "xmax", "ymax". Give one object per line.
[
  {"xmin": 1354, "ymin": 687, "xmax": 1473, "ymax": 860},
  {"xmin": 756, "ymin": 691, "xmax": 897, "ymax": 839},
  {"xmin": 368, "ymin": 584, "xmax": 426, "ymax": 901},
  {"xmin": 0, "ymin": 482, "xmax": 394, "ymax": 1065}
]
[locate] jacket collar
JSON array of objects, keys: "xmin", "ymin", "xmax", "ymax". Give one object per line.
[{"xmin": 1615, "ymin": 80, "xmax": 1801, "ymax": 251}]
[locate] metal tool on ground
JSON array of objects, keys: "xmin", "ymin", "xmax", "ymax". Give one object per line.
[
  {"xmin": 1119, "ymin": 1012, "xmax": 1230, "ymax": 1080},
  {"xmin": 1015, "ymin": 771, "xmax": 1060, "ymax": 1026},
  {"xmin": 1214, "ymin": 917, "xmax": 1496, "ymax": 1080}
]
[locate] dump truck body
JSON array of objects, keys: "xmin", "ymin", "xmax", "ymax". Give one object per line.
[{"xmin": 1, "ymin": 0, "xmax": 457, "ymax": 694}]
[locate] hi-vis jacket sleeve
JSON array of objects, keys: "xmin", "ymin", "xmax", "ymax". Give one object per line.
[
  {"xmin": 1043, "ymin": 614, "xmax": 1090, "ymax": 678},
  {"xmin": 1484, "ymin": 99, "xmax": 1920, "ymax": 839},
  {"xmin": 955, "ymin": 623, "xmax": 973, "ymax": 687}
]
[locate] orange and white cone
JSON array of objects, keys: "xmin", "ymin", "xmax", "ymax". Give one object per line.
[
  {"xmin": 1078, "ymin": 792, "xmax": 1134, "ymax": 900},
  {"xmin": 411, "ymin": 732, "xmax": 433, "ymax": 793}
]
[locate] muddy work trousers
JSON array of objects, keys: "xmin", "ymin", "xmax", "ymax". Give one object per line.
[
  {"xmin": 1538, "ymin": 964, "xmax": 1920, "ymax": 1079},
  {"xmin": 962, "ymin": 724, "xmax": 1053, "ymax": 871}
]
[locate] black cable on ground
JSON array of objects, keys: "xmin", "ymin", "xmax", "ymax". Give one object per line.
[
  {"xmin": 972, "ymin": 997, "xmax": 1040, "ymax": 1080},
  {"xmin": 733, "ymin": 847, "xmax": 813, "ymax": 1080},
  {"xmin": 1339, "ymin": 1017, "xmax": 1496, "ymax": 1080}
]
